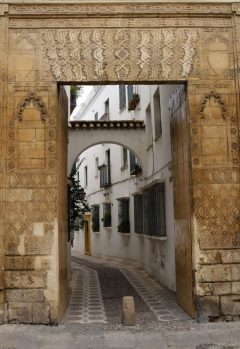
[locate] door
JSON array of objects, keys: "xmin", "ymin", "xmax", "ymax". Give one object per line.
[
  {"xmin": 84, "ymin": 213, "xmax": 91, "ymax": 256},
  {"xmin": 169, "ymin": 84, "xmax": 195, "ymax": 318}
]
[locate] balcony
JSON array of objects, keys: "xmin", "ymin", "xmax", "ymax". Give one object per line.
[
  {"xmin": 130, "ymin": 152, "xmax": 142, "ymax": 176},
  {"xmin": 99, "ymin": 112, "xmax": 110, "ymax": 121}
]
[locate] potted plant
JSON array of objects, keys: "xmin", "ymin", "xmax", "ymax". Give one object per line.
[
  {"xmin": 118, "ymin": 220, "xmax": 130, "ymax": 233},
  {"xmin": 128, "ymin": 93, "xmax": 140, "ymax": 111},
  {"xmin": 102, "ymin": 212, "xmax": 112, "ymax": 227}
]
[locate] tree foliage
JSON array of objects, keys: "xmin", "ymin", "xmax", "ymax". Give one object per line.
[{"xmin": 69, "ymin": 159, "xmax": 90, "ymax": 231}]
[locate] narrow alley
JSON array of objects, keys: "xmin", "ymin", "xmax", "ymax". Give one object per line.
[{"xmin": 64, "ymin": 254, "xmax": 189, "ymax": 326}]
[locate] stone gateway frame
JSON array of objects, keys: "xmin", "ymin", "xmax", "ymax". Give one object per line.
[{"xmin": 0, "ymin": 1, "xmax": 239, "ymax": 323}]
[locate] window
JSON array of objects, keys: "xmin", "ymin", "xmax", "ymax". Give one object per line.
[
  {"xmin": 143, "ymin": 183, "xmax": 166, "ymax": 237},
  {"xmin": 102, "ymin": 203, "xmax": 112, "ymax": 227},
  {"xmin": 121, "ymin": 147, "xmax": 128, "ymax": 169},
  {"xmin": 99, "ymin": 99, "xmax": 110, "ymax": 120},
  {"xmin": 100, "ymin": 150, "xmax": 111, "ymax": 188},
  {"xmin": 95, "ymin": 157, "xmax": 99, "ymax": 178},
  {"xmin": 106, "ymin": 149, "xmax": 111, "ymax": 184},
  {"xmin": 118, "ymin": 198, "xmax": 130, "ymax": 233},
  {"xmin": 127, "ymin": 85, "xmax": 134, "ymax": 102},
  {"xmin": 146, "ymin": 104, "xmax": 153, "ymax": 150},
  {"xmin": 153, "ymin": 87, "xmax": 162, "ymax": 140},
  {"xmin": 84, "ymin": 166, "xmax": 88, "ymax": 187},
  {"xmin": 95, "ymin": 112, "xmax": 98, "ymax": 121},
  {"xmin": 134, "ymin": 194, "xmax": 143, "ymax": 234},
  {"xmin": 129, "ymin": 152, "xmax": 141, "ymax": 175},
  {"xmin": 92, "ymin": 205, "xmax": 100, "ymax": 232},
  {"xmin": 119, "ymin": 85, "xmax": 126, "ymax": 111}
]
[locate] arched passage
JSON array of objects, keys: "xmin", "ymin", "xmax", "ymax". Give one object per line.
[{"xmin": 68, "ymin": 120, "xmax": 147, "ymax": 177}]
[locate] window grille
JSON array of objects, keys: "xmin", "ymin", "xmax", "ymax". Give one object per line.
[
  {"xmin": 143, "ymin": 183, "xmax": 166, "ymax": 237},
  {"xmin": 91, "ymin": 205, "xmax": 100, "ymax": 232},
  {"xmin": 134, "ymin": 194, "xmax": 143, "ymax": 234},
  {"xmin": 100, "ymin": 165, "xmax": 111, "ymax": 187},
  {"xmin": 129, "ymin": 152, "xmax": 142, "ymax": 175},
  {"xmin": 122, "ymin": 147, "xmax": 128, "ymax": 169},
  {"xmin": 119, "ymin": 85, "xmax": 126, "ymax": 111},
  {"xmin": 95, "ymin": 112, "xmax": 98, "ymax": 121},
  {"xmin": 146, "ymin": 104, "xmax": 153, "ymax": 149},
  {"xmin": 99, "ymin": 150, "xmax": 111, "ymax": 188},
  {"xmin": 118, "ymin": 198, "xmax": 130, "ymax": 233},
  {"xmin": 84, "ymin": 166, "xmax": 88, "ymax": 187},
  {"xmin": 102, "ymin": 203, "xmax": 112, "ymax": 227},
  {"xmin": 127, "ymin": 85, "xmax": 134, "ymax": 102}
]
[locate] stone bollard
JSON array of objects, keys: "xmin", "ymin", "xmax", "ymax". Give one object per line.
[{"xmin": 122, "ymin": 296, "xmax": 136, "ymax": 326}]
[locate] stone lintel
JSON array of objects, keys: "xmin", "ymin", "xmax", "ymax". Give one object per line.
[{"xmin": 6, "ymin": 2, "xmax": 233, "ymax": 17}]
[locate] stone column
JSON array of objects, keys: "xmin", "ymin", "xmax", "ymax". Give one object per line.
[
  {"xmin": 3, "ymin": 21, "xmax": 68, "ymax": 323},
  {"xmin": 188, "ymin": 77, "xmax": 240, "ymax": 320}
]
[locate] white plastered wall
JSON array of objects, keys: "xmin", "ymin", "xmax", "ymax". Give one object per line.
[{"xmin": 73, "ymin": 84, "xmax": 178, "ymax": 291}]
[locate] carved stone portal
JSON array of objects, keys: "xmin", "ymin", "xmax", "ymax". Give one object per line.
[{"xmin": 0, "ymin": 1, "xmax": 239, "ymax": 325}]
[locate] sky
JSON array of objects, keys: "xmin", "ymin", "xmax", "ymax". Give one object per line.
[{"xmin": 71, "ymin": 85, "xmax": 93, "ymax": 118}]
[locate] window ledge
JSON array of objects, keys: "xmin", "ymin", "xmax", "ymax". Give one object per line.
[
  {"xmin": 104, "ymin": 227, "xmax": 112, "ymax": 231},
  {"xmin": 119, "ymin": 232, "xmax": 131, "ymax": 237},
  {"xmin": 145, "ymin": 235, "xmax": 167, "ymax": 241},
  {"xmin": 93, "ymin": 231, "xmax": 100, "ymax": 235},
  {"xmin": 135, "ymin": 233, "xmax": 144, "ymax": 238}
]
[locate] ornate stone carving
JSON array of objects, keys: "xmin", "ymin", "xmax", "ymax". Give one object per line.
[
  {"xmin": 9, "ymin": 17, "xmax": 232, "ymax": 29},
  {"xmin": 161, "ymin": 30, "xmax": 175, "ymax": 78},
  {"xmin": 114, "ymin": 30, "xmax": 131, "ymax": 79},
  {"xmin": 8, "ymin": 4, "xmax": 231, "ymax": 16},
  {"xmin": 200, "ymin": 91, "xmax": 227, "ymax": 118},
  {"xmin": 205, "ymin": 33, "xmax": 230, "ymax": 76},
  {"xmin": 17, "ymin": 91, "xmax": 47, "ymax": 121},
  {"xmin": 181, "ymin": 30, "xmax": 199, "ymax": 76},
  {"xmin": 43, "ymin": 30, "xmax": 86, "ymax": 81},
  {"xmin": 43, "ymin": 29, "xmax": 199, "ymax": 82}
]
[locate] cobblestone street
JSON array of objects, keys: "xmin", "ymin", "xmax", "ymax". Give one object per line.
[
  {"xmin": 1, "ymin": 255, "xmax": 240, "ymax": 349},
  {"xmin": 65, "ymin": 254, "xmax": 189, "ymax": 326}
]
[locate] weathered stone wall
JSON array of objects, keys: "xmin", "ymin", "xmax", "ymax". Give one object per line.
[
  {"xmin": 0, "ymin": 1, "xmax": 239, "ymax": 323},
  {"xmin": 0, "ymin": 5, "xmax": 8, "ymax": 324}
]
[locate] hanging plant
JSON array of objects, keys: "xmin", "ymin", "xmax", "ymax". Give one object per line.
[
  {"xmin": 118, "ymin": 220, "xmax": 130, "ymax": 233},
  {"xmin": 101, "ymin": 212, "xmax": 112, "ymax": 227},
  {"xmin": 128, "ymin": 93, "xmax": 140, "ymax": 111}
]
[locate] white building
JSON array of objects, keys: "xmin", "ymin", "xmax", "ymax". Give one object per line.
[{"xmin": 73, "ymin": 84, "xmax": 180, "ymax": 292}]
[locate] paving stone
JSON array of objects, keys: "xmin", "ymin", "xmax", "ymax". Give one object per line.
[{"xmin": 64, "ymin": 262, "xmax": 106, "ymax": 324}]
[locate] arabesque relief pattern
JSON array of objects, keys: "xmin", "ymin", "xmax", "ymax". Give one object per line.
[
  {"xmin": 0, "ymin": 2, "xmax": 239, "ymax": 324},
  {"xmin": 43, "ymin": 29, "xmax": 198, "ymax": 81}
]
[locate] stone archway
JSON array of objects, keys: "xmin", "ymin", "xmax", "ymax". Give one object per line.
[
  {"xmin": 0, "ymin": 1, "xmax": 239, "ymax": 324},
  {"xmin": 68, "ymin": 120, "xmax": 146, "ymax": 177}
]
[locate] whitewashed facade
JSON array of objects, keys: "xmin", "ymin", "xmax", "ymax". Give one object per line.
[{"xmin": 74, "ymin": 84, "xmax": 179, "ymax": 292}]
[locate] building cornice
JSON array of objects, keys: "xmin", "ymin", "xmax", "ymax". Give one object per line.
[{"xmin": 69, "ymin": 120, "xmax": 145, "ymax": 129}]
